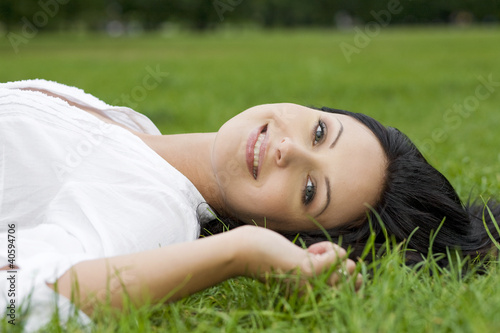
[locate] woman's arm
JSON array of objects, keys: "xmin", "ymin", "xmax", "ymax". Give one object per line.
[{"xmin": 49, "ymin": 226, "xmax": 359, "ymax": 315}]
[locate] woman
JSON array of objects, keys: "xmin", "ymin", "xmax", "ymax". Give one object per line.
[{"xmin": 0, "ymin": 80, "xmax": 498, "ymax": 330}]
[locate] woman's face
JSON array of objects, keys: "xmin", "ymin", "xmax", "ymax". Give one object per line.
[{"xmin": 211, "ymin": 103, "xmax": 386, "ymax": 232}]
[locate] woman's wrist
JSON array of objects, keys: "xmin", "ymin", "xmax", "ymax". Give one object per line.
[
  {"xmin": 226, "ymin": 225, "xmax": 307, "ymax": 279},
  {"xmin": 226, "ymin": 225, "xmax": 265, "ymax": 278}
]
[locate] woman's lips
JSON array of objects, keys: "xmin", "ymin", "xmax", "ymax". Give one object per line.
[
  {"xmin": 256, "ymin": 129, "xmax": 268, "ymax": 179},
  {"xmin": 246, "ymin": 124, "xmax": 268, "ymax": 179}
]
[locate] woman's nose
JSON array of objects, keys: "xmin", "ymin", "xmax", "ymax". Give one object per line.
[{"xmin": 275, "ymin": 137, "xmax": 308, "ymax": 167}]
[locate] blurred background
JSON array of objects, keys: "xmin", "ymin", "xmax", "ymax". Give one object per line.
[
  {"xmin": 0, "ymin": 0, "xmax": 499, "ymax": 198},
  {"xmin": 0, "ymin": 0, "xmax": 499, "ymax": 32}
]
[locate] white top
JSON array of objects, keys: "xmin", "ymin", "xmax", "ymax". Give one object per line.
[{"xmin": 0, "ymin": 80, "xmax": 213, "ymax": 331}]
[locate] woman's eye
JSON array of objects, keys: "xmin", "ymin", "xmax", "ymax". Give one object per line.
[
  {"xmin": 313, "ymin": 120, "xmax": 326, "ymax": 145},
  {"xmin": 303, "ymin": 177, "xmax": 316, "ymax": 205}
]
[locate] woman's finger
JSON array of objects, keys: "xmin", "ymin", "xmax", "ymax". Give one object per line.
[
  {"xmin": 352, "ymin": 273, "xmax": 363, "ymax": 291},
  {"xmin": 328, "ymin": 258, "xmax": 357, "ymax": 286},
  {"xmin": 307, "ymin": 242, "xmax": 347, "ymax": 258}
]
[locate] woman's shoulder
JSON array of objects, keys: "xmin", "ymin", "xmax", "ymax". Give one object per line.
[
  {"xmin": 0, "ymin": 79, "xmax": 162, "ymax": 136},
  {"xmin": 1, "ymin": 79, "xmax": 109, "ymax": 107}
]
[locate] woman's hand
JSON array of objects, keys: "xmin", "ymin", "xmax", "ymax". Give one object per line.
[{"xmin": 232, "ymin": 225, "xmax": 362, "ymax": 289}]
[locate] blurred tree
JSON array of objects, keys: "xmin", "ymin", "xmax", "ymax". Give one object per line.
[{"xmin": 0, "ymin": 0, "xmax": 498, "ymax": 32}]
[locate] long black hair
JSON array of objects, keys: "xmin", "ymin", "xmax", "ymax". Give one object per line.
[{"xmin": 200, "ymin": 106, "xmax": 500, "ymax": 267}]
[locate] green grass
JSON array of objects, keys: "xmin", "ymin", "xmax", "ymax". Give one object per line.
[{"xmin": 1, "ymin": 26, "xmax": 500, "ymax": 332}]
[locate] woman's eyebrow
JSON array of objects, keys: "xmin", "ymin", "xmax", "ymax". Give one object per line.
[
  {"xmin": 329, "ymin": 119, "xmax": 344, "ymax": 149},
  {"xmin": 316, "ymin": 119, "xmax": 343, "ymax": 219}
]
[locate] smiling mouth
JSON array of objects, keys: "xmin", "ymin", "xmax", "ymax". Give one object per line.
[{"xmin": 252, "ymin": 125, "xmax": 267, "ymax": 179}]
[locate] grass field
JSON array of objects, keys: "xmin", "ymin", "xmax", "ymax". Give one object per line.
[{"xmin": 1, "ymin": 26, "xmax": 500, "ymax": 332}]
